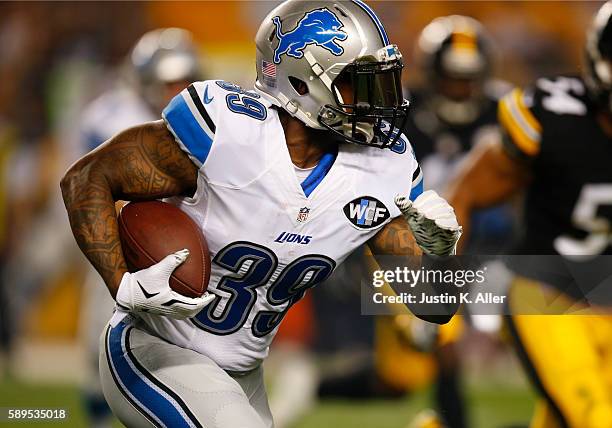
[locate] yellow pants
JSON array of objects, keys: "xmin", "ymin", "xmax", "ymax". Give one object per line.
[
  {"xmin": 375, "ymin": 314, "xmax": 463, "ymax": 392},
  {"xmin": 507, "ymin": 277, "xmax": 612, "ymax": 428}
]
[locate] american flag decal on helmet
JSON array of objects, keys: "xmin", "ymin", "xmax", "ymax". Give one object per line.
[{"xmin": 262, "ymin": 60, "xmax": 277, "ymax": 87}]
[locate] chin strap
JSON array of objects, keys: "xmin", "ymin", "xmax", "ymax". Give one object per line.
[{"xmin": 304, "ymin": 51, "xmax": 334, "ymax": 90}]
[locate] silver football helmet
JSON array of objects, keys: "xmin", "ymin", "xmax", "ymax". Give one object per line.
[
  {"xmin": 254, "ymin": 0, "xmax": 408, "ymax": 148},
  {"xmin": 128, "ymin": 28, "xmax": 203, "ymax": 111}
]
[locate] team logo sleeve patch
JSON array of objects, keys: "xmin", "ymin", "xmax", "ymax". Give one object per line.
[{"xmin": 343, "ymin": 196, "xmax": 391, "ymax": 230}]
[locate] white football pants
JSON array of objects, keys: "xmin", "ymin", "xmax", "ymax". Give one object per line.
[{"xmin": 99, "ymin": 316, "xmax": 274, "ymax": 428}]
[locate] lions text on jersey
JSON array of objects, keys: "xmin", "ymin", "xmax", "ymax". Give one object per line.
[{"xmin": 147, "ymin": 80, "xmax": 424, "ymax": 372}]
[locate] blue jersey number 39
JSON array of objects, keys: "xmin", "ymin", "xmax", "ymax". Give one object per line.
[{"xmin": 192, "ymin": 241, "xmax": 335, "ymax": 337}]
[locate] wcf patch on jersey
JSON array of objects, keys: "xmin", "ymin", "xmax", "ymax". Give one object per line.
[{"xmin": 343, "ymin": 196, "xmax": 390, "ymax": 230}]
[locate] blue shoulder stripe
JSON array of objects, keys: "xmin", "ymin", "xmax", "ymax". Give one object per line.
[
  {"xmin": 187, "ymin": 85, "xmax": 216, "ymax": 133},
  {"xmin": 409, "ymin": 176, "xmax": 424, "ymax": 201},
  {"xmin": 351, "ymin": 0, "xmax": 389, "ymax": 45},
  {"xmin": 163, "ymin": 92, "xmax": 214, "ymax": 167}
]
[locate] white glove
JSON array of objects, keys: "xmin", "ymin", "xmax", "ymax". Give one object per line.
[
  {"xmin": 395, "ymin": 190, "xmax": 462, "ymax": 256},
  {"xmin": 116, "ymin": 249, "xmax": 215, "ymax": 319}
]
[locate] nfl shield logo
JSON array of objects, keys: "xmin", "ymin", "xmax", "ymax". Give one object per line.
[{"xmin": 297, "ymin": 207, "xmax": 310, "ymax": 222}]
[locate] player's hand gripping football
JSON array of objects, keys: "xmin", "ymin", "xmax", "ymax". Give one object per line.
[
  {"xmin": 116, "ymin": 249, "xmax": 215, "ymax": 319},
  {"xmin": 395, "ymin": 190, "xmax": 462, "ymax": 256}
]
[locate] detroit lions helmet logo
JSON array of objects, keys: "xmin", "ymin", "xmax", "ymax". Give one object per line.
[{"xmin": 272, "ymin": 8, "xmax": 348, "ymax": 64}]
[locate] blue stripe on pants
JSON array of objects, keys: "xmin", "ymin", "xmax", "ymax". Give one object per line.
[{"xmin": 107, "ymin": 321, "xmax": 195, "ymax": 428}]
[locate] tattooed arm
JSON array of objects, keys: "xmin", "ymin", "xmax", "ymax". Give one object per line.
[
  {"xmin": 368, "ymin": 217, "xmax": 459, "ymax": 324},
  {"xmin": 60, "ymin": 120, "xmax": 197, "ymax": 298},
  {"xmin": 368, "ymin": 216, "xmax": 422, "ymax": 258}
]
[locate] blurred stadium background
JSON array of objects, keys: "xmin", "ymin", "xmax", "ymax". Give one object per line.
[{"xmin": 0, "ymin": 1, "xmax": 602, "ymax": 427}]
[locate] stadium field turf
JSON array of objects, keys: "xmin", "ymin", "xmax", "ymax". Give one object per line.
[{"xmin": 0, "ymin": 379, "xmax": 534, "ymax": 427}]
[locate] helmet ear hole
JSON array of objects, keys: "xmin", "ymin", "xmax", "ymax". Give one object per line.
[{"xmin": 289, "ymin": 76, "xmax": 309, "ymax": 95}]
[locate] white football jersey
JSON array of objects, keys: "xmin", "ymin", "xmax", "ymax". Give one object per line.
[
  {"xmin": 134, "ymin": 80, "xmax": 423, "ymax": 372},
  {"xmin": 80, "ymin": 86, "xmax": 156, "ymax": 153}
]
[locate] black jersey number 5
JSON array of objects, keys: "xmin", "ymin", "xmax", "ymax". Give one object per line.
[{"xmin": 554, "ymin": 184, "xmax": 612, "ymax": 259}]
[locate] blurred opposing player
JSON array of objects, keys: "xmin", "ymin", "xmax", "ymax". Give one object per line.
[
  {"xmin": 390, "ymin": 17, "xmax": 511, "ymax": 428},
  {"xmin": 61, "ymin": 1, "xmax": 461, "ymax": 426},
  {"xmin": 312, "ymin": 245, "xmax": 466, "ymax": 428},
  {"xmin": 405, "ymin": 15, "xmax": 514, "ymax": 253},
  {"xmin": 377, "ymin": 315, "xmax": 465, "ymax": 428},
  {"xmin": 448, "ymin": 3, "xmax": 612, "ymax": 427},
  {"xmin": 78, "ymin": 28, "xmax": 202, "ymax": 428}
]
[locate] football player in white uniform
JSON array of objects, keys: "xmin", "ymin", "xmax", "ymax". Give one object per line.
[
  {"xmin": 78, "ymin": 28, "xmax": 202, "ymax": 428},
  {"xmin": 61, "ymin": 1, "xmax": 461, "ymax": 427}
]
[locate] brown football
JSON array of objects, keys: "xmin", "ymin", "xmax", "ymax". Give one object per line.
[{"xmin": 117, "ymin": 200, "xmax": 210, "ymax": 298}]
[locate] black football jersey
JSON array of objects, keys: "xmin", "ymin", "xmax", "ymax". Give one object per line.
[
  {"xmin": 404, "ymin": 85, "xmax": 515, "ymax": 253},
  {"xmin": 404, "ymin": 88, "xmax": 500, "ymax": 162},
  {"xmin": 499, "ymin": 75, "xmax": 612, "ymax": 301}
]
